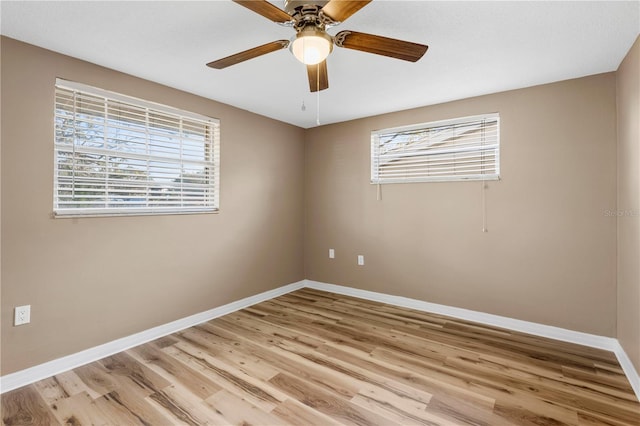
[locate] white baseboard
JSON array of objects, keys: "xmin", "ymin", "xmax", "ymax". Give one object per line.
[
  {"xmin": 612, "ymin": 340, "xmax": 640, "ymax": 401},
  {"xmin": 304, "ymin": 279, "xmax": 640, "ymax": 402},
  {"xmin": 0, "ymin": 280, "xmax": 305, "ymax": 394},
  {"xmin": 2, "ymin": 278, "xmax": 638, "ymax": 403}
]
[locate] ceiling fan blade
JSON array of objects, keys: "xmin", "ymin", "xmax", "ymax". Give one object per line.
[
  {"xmin": 321, "ymin": 0, "xmax": 371, "ymax": 23},
  {"xmin": 233, "ymin": 0, "xmax": 292, "ymax": 23},
  {"xmin": 307, "ymin": 60, "xmax": 329, "ymax": 92},
  {"xmin": 334, "ymin": 31, "xmax": 428, "ymax": 62},
  {"xmin": 207, "ymin": 40, "xmax": 289, "ymax": 69}
]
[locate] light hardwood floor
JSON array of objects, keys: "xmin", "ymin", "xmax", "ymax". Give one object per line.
[{"xmin": 2, "ymin": 288, "xmax": 639, "ymax": 425}]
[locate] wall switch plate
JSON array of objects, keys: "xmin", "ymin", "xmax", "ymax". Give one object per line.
[
  {"xmin": 329, "ymin": 249, "xmax": 335, "ymax": 259},
  {"xmin": 357, "ymin": 255, "xmax": 364, "ymax": 266},
  {"xmin": 14, "ymin": 305, "xmax": 31, "ymax": 326}
]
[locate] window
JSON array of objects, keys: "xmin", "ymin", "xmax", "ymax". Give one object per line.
[
  {"xmin": 371, "ymin": 113, "xmax": 500, "ymax": 183},
  {"xmin": 54, "ymin": 79, "xmax": 220, "ymax": 217}
]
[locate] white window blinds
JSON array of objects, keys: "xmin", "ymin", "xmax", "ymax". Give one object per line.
[
  {"xmin": 54, "ymin": 79, "xmax": 220, "ymax": 217},
  {"xmin": 371, "ymin": 113, "xmax": 500, "ymax": 183}
]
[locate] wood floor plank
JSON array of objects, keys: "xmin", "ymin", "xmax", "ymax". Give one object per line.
[
  {"xmin": 128, "ymin": 342, "xmax": 223, "ymax": 399},
  {"xmin": 48, "ymin": 369, "xmax": 103, "ymax": 400},
  {"xmin": 196, "ymin": 315, "xmax": 437, "ymax": 410},
  {"xmin": 71, "ymin": 362, "xmax": 120, "ymax": 398},
  {"xmin": 204, "ymin": 389, "xmax": 284, "ymax": 425},
  {"xmin": 349, "ymin": 386, "xmax": 450, "ymax": 426},
  {"xmin": 271, "ymin": 398, "xmax": 344, "ymax": 425},
  {"xmin": 54, "ymin": 389, "xmax": 157, "ymax": 426},
  {"xmin": 1, "ymin": 386, "xmax": 60, "ymax": 426},
  {"xmin": 490, "ymin": 400, "xmax": 576, "ymax": 426},
  {"xmin": 561, "ymin": 365, "xmax": 636, "ymax": 395},
  {"xmin": 425, "ymin": 394, "xmax": 509, "ymax": 426},
  {"xmin": 192, "ymin": 321, "xmax": 365, "ymax": 401},
  {"xmin": 103, "ymin": 386, "xmax": 175, "ymax": 425},
  {"xmin": 176, "ymin": 326, "xmax": 281, "ymax": 381},
  {"xmin": 313, "ymin": 342, "xmax": 498, "ymax": 411},
  {"xmin": 268, "ymin": 372, "xmax": 392, "ymax": 426},
  {"xmin": 47, "ymin": 391, "xmax": 111, "ymax": 426},
  {"xmin": 145, "ymin": 388, "xmax": 206, "ymax": 426},
  {"xmin": 166, "ymin": 341, "xmax": 287, "ymax": 412},
  {"xmin": 2, "ymin": 288, "xmax": 638, "ymax": 425},
  {"xmin": 147, "ymin": 382, "xmax": 231, "ymax": 425},
  {"xmin": 100, "ymin": 352, "xmax": 172, "ymax": 392},
  {"xmin": 577, "ymin": 410, "xmax": 635, "ymax": 426},
  {"xmin": 31, "ymin": 377, "xmax": 69, "ymax": 407}
]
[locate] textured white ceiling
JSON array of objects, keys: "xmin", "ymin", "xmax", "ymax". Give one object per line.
[{"xmin": 1, "ymin": 1, "xmax": 639, "ymax": 128}]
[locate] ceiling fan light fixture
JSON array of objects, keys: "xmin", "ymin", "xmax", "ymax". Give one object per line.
[
  {"xmin": 290, "ymin": 27, "xmax": 333, "ymax": 65},
  {"xmin": 208, "ymin": 0, "xmax": 427, "ymax": 93}
]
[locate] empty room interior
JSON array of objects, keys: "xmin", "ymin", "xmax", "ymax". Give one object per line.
[{"xmin": 1, "ymin": 1, "xmax": 640, "ymax": 425}]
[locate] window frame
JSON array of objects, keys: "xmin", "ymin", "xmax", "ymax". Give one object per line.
[
  {"xmin": 371, "ymin": 113, "xmax": 500, "ymax": 184},
  {"xmin": 53, "ymin": 78, "xmax": 220, "ymax": 218}
]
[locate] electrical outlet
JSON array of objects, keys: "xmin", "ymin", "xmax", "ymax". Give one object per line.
[
  {"xmin": 329, "ymin": 249, "xmax": 335, "ymax": 259},
  {"xmin": 14, "ymin": 305, "xmax": 31, "ymax": 326},
  {"xmin": 357, "ymin": 255, "xmax": 364, "ymax": 266}
]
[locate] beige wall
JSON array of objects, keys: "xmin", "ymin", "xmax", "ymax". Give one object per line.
[
  {"xmin": 617, "ymin": 35, "xmax": 640, "ymax": 373},
  {"xmin": 0, "ymin": 37, "xmax": 305, "ymax": 374},
  {"xmin": 1, "ymin": 35, "xmax": 632, "ymax": 376},
  {"xmin": 305, "ymin": 74, "xmax": 618, "ymax": 337}
]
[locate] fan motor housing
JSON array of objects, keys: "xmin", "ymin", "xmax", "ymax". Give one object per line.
[{"xmin": 283, "ymin": 0, "xmax": 329, "ymax": 15}]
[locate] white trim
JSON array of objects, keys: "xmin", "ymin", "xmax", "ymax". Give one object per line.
[
  {"xmin": 613, "ymin": 340, "xmax": 640, "ymax": 400},
  {"xmin": 0, "ymin": 280, "xmax": 305, "ymax": 394},
  {"xmin": 303, "ymin": 279, "xmax": 640, "ymax": 402},
  {"xmin": 2, "ymin": 279, "xmax": 638, "ymax": 403}
]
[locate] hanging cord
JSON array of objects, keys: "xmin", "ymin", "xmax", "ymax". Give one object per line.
[
  {"xmin": 377, "ymin": 183, "xmax": 382, "ymax": 201},
  {"xmin": 316, "ymin": 63, "xmax": 320, "ymax": 125},
  {"xmin": 480, "ymin": 117, "xmax": 488, "ymax": 233},
  {"xmin": 482, "ymin": 179, "xmax": 488, "ymax": 233}
]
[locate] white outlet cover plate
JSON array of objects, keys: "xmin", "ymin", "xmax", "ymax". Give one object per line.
[
  {"xmin": 14, "ymin": 305, "xmax": 31, "ymax": 326},
  {"xmin": 329, "ymin": 249, "xmax": 335, "ymax": 259},
  {"xmin": 358, "ymin": 255, "xmax": 364, "ymax": 266}
]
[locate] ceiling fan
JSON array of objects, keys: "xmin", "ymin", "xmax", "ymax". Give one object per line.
[{"xmin": 206, "ymin": 0, "xmax": 428, "ymax": 92}]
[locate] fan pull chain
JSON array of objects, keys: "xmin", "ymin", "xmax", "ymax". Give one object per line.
[
  {"xmin": 316, "ymin": 63, "xmax": 321, "ymax": 125},
  {"xmin": 482, "ymin": 180, "xmax": 488, "ymax": 233}
]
